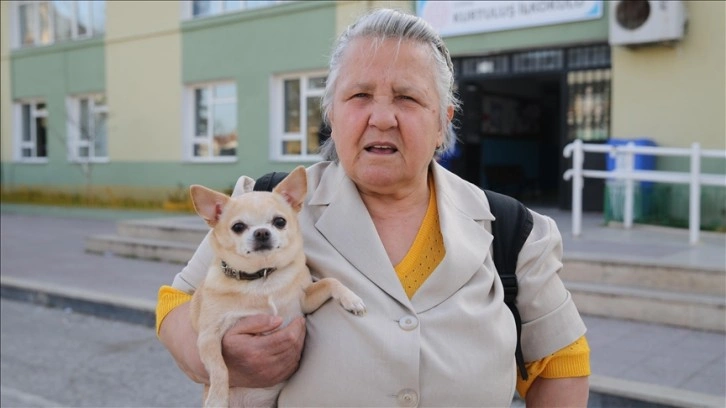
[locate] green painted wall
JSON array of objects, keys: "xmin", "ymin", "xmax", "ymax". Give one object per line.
[
  {"xmin": 3, "ymin": 39, "xmax": 105, "ymax": 189},
  {"xmin": 11, "ymin": 39, "xmax": 105, "ymax": 98},
  {"xmin": 177, "ymin": 1, "xmax": 337, "ymax": 190}
]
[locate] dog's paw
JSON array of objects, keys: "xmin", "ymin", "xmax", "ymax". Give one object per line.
[{"xmin": 339, "ymin": 292, "xmax": 367, "ymax": 316}]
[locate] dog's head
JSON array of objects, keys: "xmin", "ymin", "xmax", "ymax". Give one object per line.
[{"xmin": 189, "ymin": 166, "xmax": 307, "ymax": 273}]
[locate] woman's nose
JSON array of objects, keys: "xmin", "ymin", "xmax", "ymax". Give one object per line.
[{"xmin": 367, "ymin": 100, "xmax": 397, "ymax": 130}]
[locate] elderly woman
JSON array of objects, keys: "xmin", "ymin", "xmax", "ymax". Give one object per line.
[{"xmin": 157, "ymin": 8, "xmax": 590, "ymax": 407}]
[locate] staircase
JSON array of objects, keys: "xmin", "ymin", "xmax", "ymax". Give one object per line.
[
  {"xmin": 561, "ymin": 259, "xmax": 725, "ymax": 333},
  {"xmin": 85, "ymin": 216, "xmax": 726, "ymax": 333},
  {"xmin": 86, "ymin": 217, "xmax": 205, "ymax": 264}
]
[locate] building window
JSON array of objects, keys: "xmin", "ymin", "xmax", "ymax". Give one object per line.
[
  {"xmin": 67, "ymin": 94, "xmax": 108, "ymax": 162},
  {"xmin": 567, "ymin": 45, "xmax": 611, "ymax": 70},
  {"xmin": 189, "ymin": 0, "xmax": 282, "ymax": 18},
  {"xmin": 271, "ymin": 72, "xmax": 327, "ymax": 161},
  {"xmin": 14, "ymin": 101, "xmax": 48, "ymax": 162},
  {"xmin": 14, "ymin": 0, "xmax": 106, "ymax": 48},
  {"xmin": 567, "ymin": 69, "xmax": 611, "ymax": 142},
  {"xmin": 186, "ymin": 82, "xmax": 238, "ymax": 161}
]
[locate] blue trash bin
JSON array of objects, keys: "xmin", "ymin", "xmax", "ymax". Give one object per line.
[{"xmin": 606, "ymin": 138, "xmax": 657, "ymax": 174}]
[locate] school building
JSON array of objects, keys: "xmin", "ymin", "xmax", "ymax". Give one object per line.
[{"xmin": 1, "ymin": 1, "xmax": 724, "ymax": 229}]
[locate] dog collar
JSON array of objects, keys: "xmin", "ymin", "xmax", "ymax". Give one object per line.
[{"xmin": 221, "ymin": 260, "xmax": 277, "ymax": 281}]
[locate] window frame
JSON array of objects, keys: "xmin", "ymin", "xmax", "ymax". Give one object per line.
[
  {"xmin": 183, "ymin": 81, "xmax": 239, "ymax": 163},
  {"xmin": 66, "ymin": 93, "xmax": 109, "ymax": 164},
  {"xmin": 269, "ymin": 70, "xmax": 327, "ymax": 162},
  {"xmin": 12, "ymin": 0, "xmax": 105, "ymax": 49},
  {"xmin": 13, "ymin": 100, "xmax": 49, "ymax": 163},
  {"xmin": 181, "ymin": 0, "xmax": 287, "ymax": 20}
]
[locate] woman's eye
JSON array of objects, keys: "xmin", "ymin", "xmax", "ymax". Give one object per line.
[
  {"xmin": 272, "ymin": 217, "xmax": 287, "ymax": 229},
  {"xmin": 231, "ymin": 222, "xmax": 247, "ymax": 234}
]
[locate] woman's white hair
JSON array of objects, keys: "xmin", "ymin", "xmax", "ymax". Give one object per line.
[{"xmin": 319, "ymin": 8, "xmax": 461, "ymax": 161}]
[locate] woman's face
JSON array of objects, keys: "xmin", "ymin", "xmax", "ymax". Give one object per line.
[{"xmin": 329, "ymin": 37, "xmax": 452, "ymax": 196}]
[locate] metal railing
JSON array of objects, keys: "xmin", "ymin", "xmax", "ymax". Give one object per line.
[{"xmin": 563, "ymin": 139, "xmax": 726, "ymax": 244}]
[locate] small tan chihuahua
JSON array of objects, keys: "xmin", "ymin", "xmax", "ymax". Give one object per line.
[{"xmin": 189, "ymin": 166, "xmax": 366, "ymax": 408}]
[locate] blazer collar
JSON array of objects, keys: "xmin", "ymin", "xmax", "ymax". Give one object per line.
[
  {"xmin": 429, "ymin": 161, "xmax": 495, "ymax": 222},
  {"xmin": 309, "ymin": 162, "xmax": 495, "ymax": 311},
  {"xmin": 311, "ymin": 163, "xmax": 409, "ymax": 306},
  {"xmin": 411, "ymin": 162, "xmax": 494, "ymax": 311}
]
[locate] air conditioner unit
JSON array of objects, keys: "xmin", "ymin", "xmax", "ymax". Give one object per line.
[{"xmin": 609, "ymin": 0, "xmax": 687, "ymax": 46}]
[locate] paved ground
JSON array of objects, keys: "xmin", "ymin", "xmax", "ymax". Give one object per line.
[
  {"xmin": 1, "ymin": 298, "xmax": 201, "ymax": 408},
  {"xmin": 1, "ymin": 203, "xmax": 724, "ymax": 407}
]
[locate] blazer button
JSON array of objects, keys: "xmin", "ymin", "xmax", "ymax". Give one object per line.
[
  {"xmin": 398, "ymin": 315, "xmax": 418, "ymax": 331},
  {"xmin": 397, "ymin": 388, "xmax": 419, "ymax": 407}
]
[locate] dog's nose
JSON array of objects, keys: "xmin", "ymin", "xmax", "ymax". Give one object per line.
[{"xmin": 254, "ymin": 228, "xmax": 270, "ymax": 242}]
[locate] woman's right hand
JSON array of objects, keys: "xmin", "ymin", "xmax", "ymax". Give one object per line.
[
  {"xmin": 223, "ymin": 314, "xmax": 306, "ymax": 387},
  {"xmin": 158, "ymin": 302, "xmax": 307, "ymax": 387}
]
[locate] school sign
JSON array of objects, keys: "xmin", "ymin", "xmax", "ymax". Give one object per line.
[{"xmin": 416, "ymin": 0, "xmax": 603, "ymax": 37}]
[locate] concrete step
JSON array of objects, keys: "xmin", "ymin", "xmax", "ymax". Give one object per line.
[
  {"xmin": 85, "ymin": 234, "xmax": 196, "ymax": 264},
  {"xmin": 561, "ymin": 258, "xmax": 725, "ymax": 332},
  {"xmin": 561, "ymin": 259, "xmax": 725, "ymax": 297},
  {"xmin": 566, "ymin": 281, "xmax": 726, "ymax": 333},
  {"xmin": 116, "ymin": 217, "xmax": 207, "ymax": 244}
]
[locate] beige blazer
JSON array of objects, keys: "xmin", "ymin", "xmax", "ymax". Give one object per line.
[{"xmin": 172, "ymin": 161, "xmax": 586, "ymax": 407}]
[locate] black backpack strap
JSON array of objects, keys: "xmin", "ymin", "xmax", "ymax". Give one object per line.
[
  {"xmin": 484, "ymin": 189, "xmax": 534, "ymax": 380},
  {"xmin": 253, "ymin": 172, "xmax": 289, "ymax": 192}
]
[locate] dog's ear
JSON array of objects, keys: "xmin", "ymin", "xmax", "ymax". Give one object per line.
[
  {"xmin": 232, "ymin": 176, "xmax": 256, "ymax": 197},
  {"xmin": 190, "ymin": 185, "xmax": 230, "ymax": 227},
  {"xmin": 273, "ymin": 166, "xmax": 307, "ymax": 213}
]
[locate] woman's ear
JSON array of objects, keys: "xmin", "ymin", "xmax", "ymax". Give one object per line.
[{"xmin": 447, "ymin": 105, "xmax": 455, "ymax": 121}]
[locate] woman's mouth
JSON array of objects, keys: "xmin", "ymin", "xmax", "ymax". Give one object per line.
[{"xmin": 365, "ymin": 144, "xmax": 398, "ymax": 154}]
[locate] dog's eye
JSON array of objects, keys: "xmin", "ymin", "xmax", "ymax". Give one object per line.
[
  {"xmin": 231, "ymin": 222, "xmax": 247, "ymax": 234},
  {"xmin": 272, "ymin": 217, "xmax": 287, "ymax": 229}
]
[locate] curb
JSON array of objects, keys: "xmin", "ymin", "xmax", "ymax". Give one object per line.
[
  {"xmin": 0, "ymin": 276, "xmax": 156, "ymax": 328},
  {"xmin": 563, "ymin": 251, "xmax": 726, "ymax": 273},
  {"xmin": 1, "ymin": 276, "xmax": 723, "ymax": 408}
]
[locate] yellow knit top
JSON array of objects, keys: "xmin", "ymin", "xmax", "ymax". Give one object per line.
[{"xmin": 156, "ymin": 175, "xmax": 590, "ymax": 398}]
